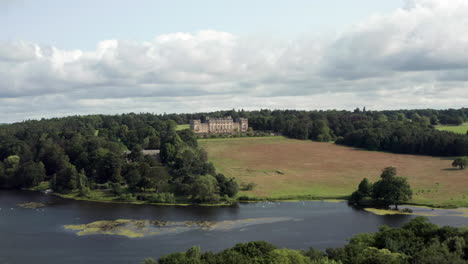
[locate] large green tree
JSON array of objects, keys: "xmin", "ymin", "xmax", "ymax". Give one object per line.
[
  {"xmin": 55, "ymin": 164, "xmax": 79, "ymax": 192},
  {"xmin": 372, "ymin": 167, "xmax": 412, "ymax": 209},
  {"xmin": 14, "ymin": 161, "xmax": 46, "ymax": 188},
  {"xmin": 190, "ymin": 175, "xmax": 220, "ymax": 203}
]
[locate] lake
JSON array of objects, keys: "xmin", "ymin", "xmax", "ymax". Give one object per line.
[{"xmin": 1, "ymin": 190, "xmax": 467, "ymax": 264}]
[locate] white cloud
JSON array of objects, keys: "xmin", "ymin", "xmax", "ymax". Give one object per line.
[{"xmin": 1, "ymin": 0, "xmax": 468, "ymax": 123}]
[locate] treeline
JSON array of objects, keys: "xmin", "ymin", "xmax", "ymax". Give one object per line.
[
  {"xmin": 144, "ymin": 217, "xmax": 468, "ymax": 264},
  {"xmin": 176, "ymin": 108, "xmax": 468, "ymax": 156},
  {"xmin": 0, "ymin": 114, "xmax": 238, "ymax": 203},
  {"xmin": 0, "ymin": 108, "xmax": 466, "ymax": 197},
  {"xmin": 167, "ymin": 108, "xmax": 468, "ymax": 127}
]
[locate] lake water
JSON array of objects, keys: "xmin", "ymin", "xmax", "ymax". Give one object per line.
[{"xmin": 1, "ymin": 190, "xmax": 468, "ymax": 264}]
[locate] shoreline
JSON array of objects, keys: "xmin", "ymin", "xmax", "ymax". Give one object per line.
[{"xmin": 21, "ymin": 188, "xmax": 468, "ymax": 210}]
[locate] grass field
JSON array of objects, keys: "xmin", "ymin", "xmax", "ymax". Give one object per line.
[
  {"xmin": 436, "ymin": 123, "xmax": 468, "ymax": 134},
  {"xmin": 176, "ymin": 124, "xmax": 190, "ymax": 131},
  {"xmin": 199, "ymin": 137, "xmax": 468, "ymax": 208}
]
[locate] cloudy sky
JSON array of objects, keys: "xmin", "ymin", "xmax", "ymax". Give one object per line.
[{"xmin": 1, "ymin": 0, "xmax": 467, "ymax": 123}]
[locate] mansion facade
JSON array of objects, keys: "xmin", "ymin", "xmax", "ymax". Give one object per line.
[{"xmin": 190, "ymin": 116, "xmax": 248, "ymax": 134}]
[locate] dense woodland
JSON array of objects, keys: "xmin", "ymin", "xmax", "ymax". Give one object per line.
[
  {"xmin": 0, "ymin": 108, "xmax": 466, "ymax": 202},
  {"xmin": 179, "ymin": 108, "xmax": 468, "ymax": 156},
  {"xmin": 0, "ymin": 114, "xmax": 238, "ymax": 203},
  {"xmin": 143, "ymin": 217, "xmax": 468, "ymax": 264}
]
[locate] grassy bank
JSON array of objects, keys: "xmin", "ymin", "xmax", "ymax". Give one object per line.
[
  {"xmin": 29, "ymin": 183, "xmax": 236, "ymax": 207},
  {"xmin": 199, "ymin": 136, "xmax": 468, "ymax": 208}
]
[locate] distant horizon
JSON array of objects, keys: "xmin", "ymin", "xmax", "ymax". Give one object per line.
[{"xmin": 3, "ymin": 106, "xmax": 466, "ymax": 124}]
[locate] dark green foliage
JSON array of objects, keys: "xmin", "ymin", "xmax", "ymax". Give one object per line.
[
  {"xmin": 177, "ymin": 129, "xmax": 198, "ymax": 148},
  {"xmin": 337, "ymin": 121, "xmax": 468, "ymax": 156},
  {"xmin": 0, "ymin": 160, "xmax": 5, "ymax": 187},
  {"xmin": 350, "ymin": 178, "xmax": 373, "ymax": 203},
  {"xmin": 351, "ymin": 168, "xmax": 412, "ymax": 208},
  {"xmin": 141, "ymin": 258, "xmax": 157, "ymax": 264},
  {"xmin": 215, "ymin": 173, "xmax": 239, "ymax": 197},
  {"xmin": 13, "ymin": 161, "xmax": 45, "ymax": 188},
  {"xmin": 2, "ymin": 109, "xmax": 464, "ymax": 203},
  {"xmin": 358, "ymin": 178, "xmax": 372, "ymax": 196},
  {"xmin": 452, "ymin": 157, "xmax": 468, "ymax": 169},
  {"xmin": 116, "ymin": 193, "xmax": 135, "ymax": 201},
  {"xmin": 372, "ymin": 168, "xmax": 412, "ymax": 208},
  {"xmin": 128, "ymin": 145, "xmax": 144, "ymax": 162},
  {"xmin": 349, "ymin": 191, "xmax": 364, "ymax": 203},
  {"xmin": 124, "ymin": 166, "xmax": 142, "ymax": 190},
  {"xmin": 190, "ymin": 175, "xmax": 220, "ymax": 203},
  {"xmin": 148, "ymin": 192, "xmax": 176, "ymax": 203},
  {"xmin": 55, "ymin": 164, "xmax": 79, "ymax": 192},
  {"xmin": 110, "ymin": 182, "xmax": 123, "ymax": 195},
  {"xmin": 310, "ymin": 119, "xmax": 333, "ymax": 142},
  {"xmin": 150, "ymin": 218, "xmax": 468, "ymax": 264},
  {"xmin": 160, "ymin": 143, "xmax": 177, "ymax": 164},
  {"xmin": 231, "ymin": 241, "xmax": 277, "ymax": 258},
  {"xmin": 38, "ymin": 141, "xmax": 70, "ymax": 176},
  {"xmin": 240, "ymin": 182, "xmax": 257, "ymax": 191},
  {"xmin": 191, "ymin": 108, "xmax": 466, "ymax": 156},
  {"xmin": 0, "ymin": 114, "xmax": 233, "ymax": 203},
  {"xmin": 0, "ymin": 113, "xmax": 237, "ymax": 203},
  {"xmin": 92, "ymin": 148, "xmax": 123, "ymax": 183},
  {"xmin": 302, "ymin": 248, "xmax": 326, "ymax": 260},
  {"xmin": 147, "ymin": 135, "xmax": 161, "ymax": 149},
  {"xmin": 380, "ymin": 167, "xmax": 397, "ymax": 180}
]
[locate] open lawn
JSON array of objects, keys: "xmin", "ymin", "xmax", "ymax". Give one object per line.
[
  {"xmin": 199, "ymin": 137, "xmax": 468, "ymax": 207},
  {"xmin": 436, "ymin": 123, "xmax": 468, "ymax": 134},
  {"xmin": 176, "ymin": 124, "xmax": 190, "ymax": 131}
]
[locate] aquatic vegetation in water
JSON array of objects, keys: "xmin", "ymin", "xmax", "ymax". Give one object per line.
[
  {"xmin": 16, "ymin": 202, "xmax": 47, "ymax": 209},
  {"xmin": 64, "ymin": 217, "xmax": 294, "ymax": 238},
  {"xmin": 364, "ymin": 206, "xmax": 468, "ymax": 218}
]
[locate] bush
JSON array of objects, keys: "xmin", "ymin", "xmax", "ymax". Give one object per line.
[
  {"xmin": 238, "ymin": 196, "xmax": 250, "ymax": 201},
  {"xmin": 148, "ymin": 192, "xmax": 176, "ymax": 204},
  {"xmin": 79, "ymin": 186, "xmax": 91, "ymax": 197},
  {"xmin": 240, "ymin": 182, "xmax": 257, "ymax": 191},
  {"xmin": 111, "ymin": 182, "xmax": 123, "ymax": 195},
  {"xmin": 116, "ymin": 193, "xmax": 135, "ymax": 201},
  {"xmin": 136, "ymin": 194, "xmax": 149, "ymax": 201}
]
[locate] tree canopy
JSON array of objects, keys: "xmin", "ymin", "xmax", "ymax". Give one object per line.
[
  {"xmin": 452, "ymin": 157, "xmax": 468, "ymax": 170},
  {"xmin": 145, "ymin": 217, "xmax": 468, "ymax": 264},
  {"xmin": 350, "ymin": 167, "xmax": 412, "ymax": 209},
  {"xmin": 0, "ymin": 113, "xmax": 239, "ymax": 203}
]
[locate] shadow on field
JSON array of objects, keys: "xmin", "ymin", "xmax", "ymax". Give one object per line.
[
  {"xmin": 438, "ymin": 157, "xmax": 457, "ymax": 161},
  {"xmin": 441, "ymin": 168, "xmax": 461, "ymax": 171}
]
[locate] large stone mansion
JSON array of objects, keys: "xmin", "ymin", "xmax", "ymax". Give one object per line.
[{"xmin": 190, "ymin": 116, "xmax": 248, "ymax": 134}]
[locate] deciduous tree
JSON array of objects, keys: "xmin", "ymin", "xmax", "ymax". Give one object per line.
[
  {"xmin": 452, "ymin": 157, "xmax": 467, "ymax": 169},
  {"xmin": 372, "ymin": 167, "xmax": 412, "ymax": 209}
]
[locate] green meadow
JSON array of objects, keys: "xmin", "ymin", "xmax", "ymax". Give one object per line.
[
  {"xmin": 176, "ymin": 124, "xmax": 190, "ymax": 131},
  {"xmin": 199, "ymin": 136, "xmax": 468, "ymax": 208},
  {"xmin": 436, "ymin": 123, "xmax": 468, "ymax": 134}
]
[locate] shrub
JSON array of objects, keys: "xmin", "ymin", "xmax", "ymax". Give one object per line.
[
  {"xmin": 79, "ymin": 186, "xmax": 91, "ymax": 197},
  {"xmin": 111, "ymin": 182, "xmax": 123, "ymax": 195},
  {"xmin": 148, "ymin": 192, "xmax": 176, "ymax": 204},
  {"xmin": 240, "ymin": 182, "xmax": 257, "ymax": 191},
  {"xmin": 238, "ymin": 196, "xmax": 250, "ymax": 201},
  {"xmin": 116, "ymin": 193, "xmax": 135, "ymax": 201}
]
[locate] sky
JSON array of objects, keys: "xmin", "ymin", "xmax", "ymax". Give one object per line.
[{"xmin": 1, "ymin": 0, "xmax": 467, "ymax": 123}]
